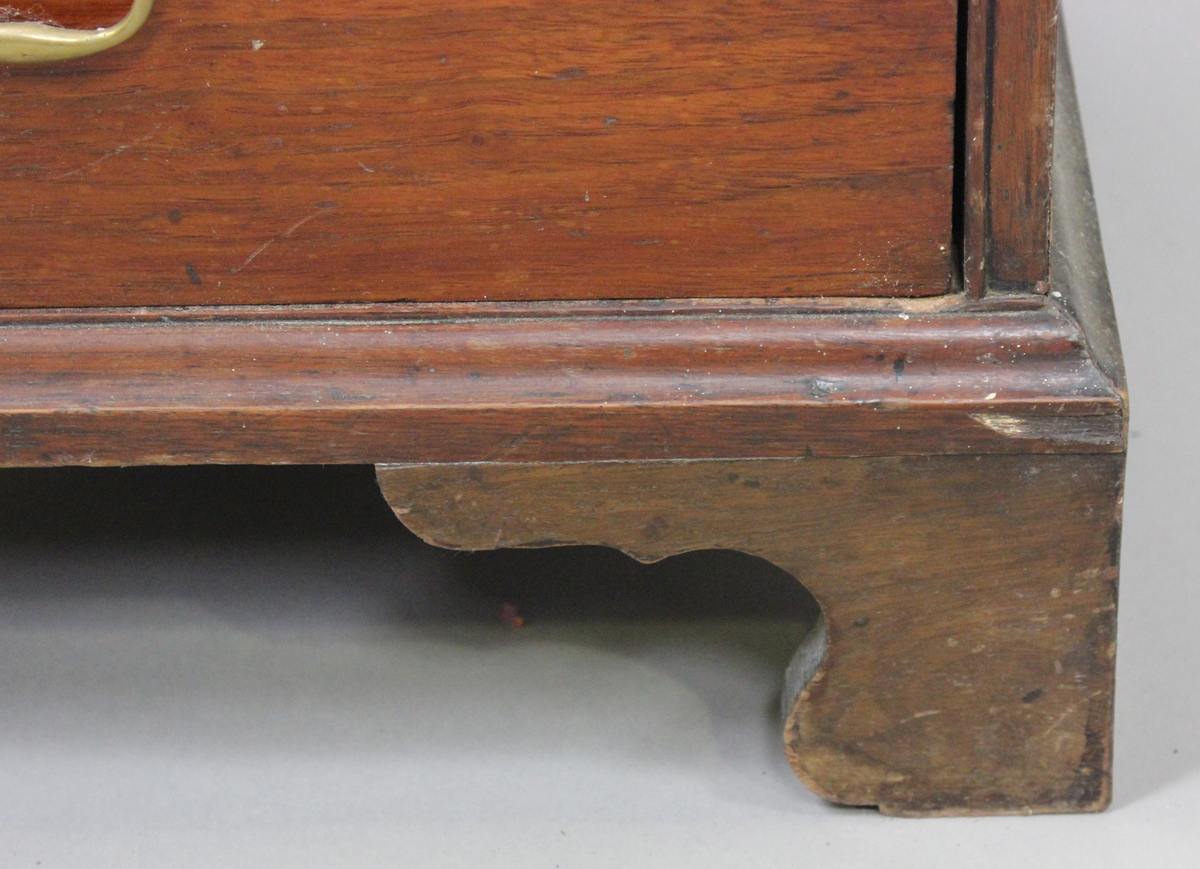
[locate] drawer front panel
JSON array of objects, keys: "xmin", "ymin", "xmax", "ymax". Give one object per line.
[{"xmin": 1, "ymin": 0, "xmax": 957, "ymax": 307}]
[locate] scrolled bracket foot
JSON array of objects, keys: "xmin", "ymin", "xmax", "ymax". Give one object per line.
[{"xmin": 376, "ymin": 454, "xmax": 1122, "ymax": 817}]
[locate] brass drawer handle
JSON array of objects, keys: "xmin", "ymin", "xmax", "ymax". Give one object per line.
[{"xmin": 0, "ymin": 0, "xmax": 155, "ymax": 63}]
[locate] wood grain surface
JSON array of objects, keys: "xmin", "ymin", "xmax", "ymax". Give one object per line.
[
  {"xmin": 1, "ymin": 0, "xmax": 958, "ymax": 307},
  {"xmin": 962, "ymin": 0, "xmax": 1059, "ymax": 296},
  {"xmin": 987, "ymin": 0, "xmax": 1057, "ymax": 290},
  {"xmin": 0, "ymin": 299, "xmax": 1124, "ymax": 466},
  {"xmin": 377, "ymin": 453, "xmax": 1123, "ymax": 816}
]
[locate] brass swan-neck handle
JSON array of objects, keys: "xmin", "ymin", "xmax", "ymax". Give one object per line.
[{"xmin": 0, "ymin": 0, "xmax": 155, "ymax": 63}]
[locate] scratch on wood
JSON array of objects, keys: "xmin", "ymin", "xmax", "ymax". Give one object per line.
[
  {"xmin": 1042, "ymin": 707, "xmax": 1075, "ymax": 738},
  {"xmin": 895, "ymin": 709, "xmax": 944, "ymax": 727},
  {"xmin": 232, "ymin": 207, "xmax": 335, "ymax": 273},
  {"xmin": 50, "ymin": 127, "xmax": 161, "ymax": 181}
]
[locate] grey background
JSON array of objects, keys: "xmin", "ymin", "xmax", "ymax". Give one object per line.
[{"xmin": 1, "ymin": 1, "xmax": 1197, "ymax": 864}]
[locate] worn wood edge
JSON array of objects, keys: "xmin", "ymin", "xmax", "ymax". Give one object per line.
[
  {"xmin": 1048, "ymin": 21, "xmax": 1128, "ymax": 401},
  {"xmin": 375, "ymin": 455, "xmax": 1122, "ymax": 816},
  {"xmin": 969, "ymin": 413, "xmax": 1123, "ymax": 448}
]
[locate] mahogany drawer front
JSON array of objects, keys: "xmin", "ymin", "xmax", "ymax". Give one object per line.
[{"xmin": 1, "ymin": 0, "xmax": 957, "ymax": 308}]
